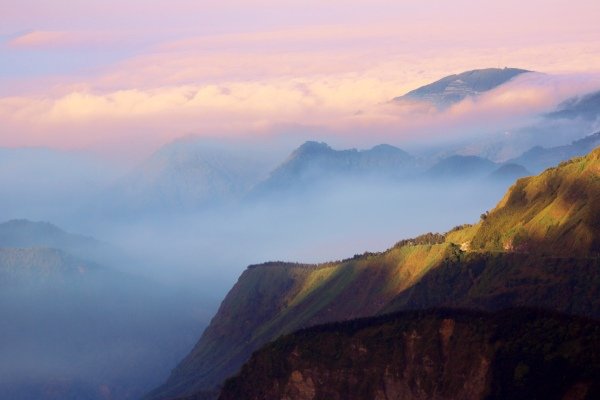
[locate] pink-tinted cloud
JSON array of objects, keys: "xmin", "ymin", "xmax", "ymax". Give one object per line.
[
  {"xmin": 2, "ymin": 70, "xmax": 599, "ymax": 160},
  {"xmin": 1, "ymin": 0, "xmax": 600, "ymax": 156},
  {"xmin": 6, "ymin": 29, "xmax": 153, "ymax": 51},
  {"xmin": 8, "ymin": 31, "xmax": 70, "ymax": 48}
]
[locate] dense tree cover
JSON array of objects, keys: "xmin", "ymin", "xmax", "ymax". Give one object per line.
[
  {"xmin": 220, "ymin": 308, "xmax": 600, "ymax": 400},
  {"xmin": 393, "ymin": 232, "xmax": 446, "ymax": 248}
]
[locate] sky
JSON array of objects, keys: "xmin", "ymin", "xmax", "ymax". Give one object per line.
[{"xmin": 1, "ymin": 0, "xmax": 600, "ymax": 158}]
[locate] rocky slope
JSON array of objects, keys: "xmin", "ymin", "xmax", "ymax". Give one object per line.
[
  {"xmin": 147, "ymin": 147, "xmax": 600, "ymax": 400},
  {"xmin": 219, "ymin": 308, "xmax": 600, "ymax": 400}
]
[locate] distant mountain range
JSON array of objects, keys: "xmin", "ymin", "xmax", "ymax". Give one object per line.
[
  {"xmin": 394, "ymin": 67, "xmax": 531, "ymax": 108},
  {"xmin": 547, "ymin": 89, "xmax": 600, "ymax": 121},
  {"xmin": 508, "ymin": 131, "xmax": 600, "ymax": 173},
  {"xmin": 105, "ymin": 137, "xmax": 271, "ymax": 214},
  {"xmin": 146, "ymin": 147, "xmax": 600, "ymax": 399},
  {"xmin": 116, "ymin": 135, "xmax": 595, "ymax": 210},
  {"xmin": 3, "ymin": 69, "xmax": 597, "ymax": 222},
  {"xmin": 251, "ymin": 143, "xmax": 534, "ymax": 197},
  {"xmin": 0, "ymin": 220, "xmax": 203, "ymax": 400},
  {"xmin": 77, "ymin": 71, "xmax": 597, "ymax": 215},
  {"xmin": 95, "ymin": 130, "xmax": 600, "ymax": 215},
  {"xmin": 449, "ymin": 86, "xmax": 600, "ymax": 163},
  {"xmin": 249, "ymin": 141, "xmax": 418, "ymax": 196}
]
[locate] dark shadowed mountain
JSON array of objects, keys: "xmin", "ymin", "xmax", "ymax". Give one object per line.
[
  {"xmin": 547, "ymin": 89, "xmax": 600, "ymax": 121},
  {"xmin": 220, "ymin": 308, "xmax": 600, "ymax": 400},
  {"xmin": 509, "ymin": 131, "xmax": 600, "ymax": 173},
  {"xmin": 394, "ymin": 67, "xmax": 531, "ymax": 108},
  {"xmin": 146, "ymin": 148, "xmax": 600, "ymax": 400},
  {"xmin": 249, "ymin": 141, "xmax": 418, "ymax": 197}
]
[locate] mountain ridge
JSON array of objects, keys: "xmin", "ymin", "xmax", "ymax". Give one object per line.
[
  {"xmin": 508, "ymin": 131, "xmax": 600, "ymax": 173},
  {"xmin": 249, "ymin": 141, "xmax": 418, "ymax": 197},
  {"xmin": 394, "ymin": 67, "xmax": 531, "ymax": 108},
  {"xmin": 146, "ymin": 146, "xmax": 600, "ymax": 400}
]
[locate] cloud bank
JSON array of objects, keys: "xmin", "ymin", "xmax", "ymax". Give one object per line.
[{"xmin": 1, "ymin": 0, "xmax": 600, "ymax": 157}]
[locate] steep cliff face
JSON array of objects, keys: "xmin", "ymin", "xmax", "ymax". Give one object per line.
[
  {"xmin": 146, "ymin": 244, "xmax": 453, "ymax": 399},
  {"xmin": 219, "ymin": 309, "xmax": 600, "ymax": 400},
  {"xmin": 148, "ymin": 147, "xmax": 600, "ymax": 400}
]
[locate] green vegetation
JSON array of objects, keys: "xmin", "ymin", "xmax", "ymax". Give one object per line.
[
  {"xmin": 151, "ymin": 147, "xmax": 600, "ymax": 400},
  {"xmin": 467, "ymin": 148, "xmax": 600, "ymax": 256},
  {"xmin": 392, "ymin": 232, "xmax": 446, "ymax": 248}
]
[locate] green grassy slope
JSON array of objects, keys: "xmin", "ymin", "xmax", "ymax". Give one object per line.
[
  {"xmin": 468, "ymin": 148, "xmax": 600, "ymax": 255},
  {"xmin": 147, "ymin": 242, "xmax": 454, "ymax": 399},
  {"xmin": 149, "ymin": 147, "xmax": 600, "ymax": 400}
]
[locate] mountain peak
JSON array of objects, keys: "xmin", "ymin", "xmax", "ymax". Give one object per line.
[
  {"xmin": 368, "ymin": 143, "xmax": 407, "ymax": 155},
  {"xmin": 249, "ymin": 142, "xmax": 417, "ymax": 197},
  {"xmin": 293, "ymin": 141, "xmax": 332, "ymax": 155},
  {"xmin": 395, "ymin": 67, "xmax": 532, "ymax": 108}
]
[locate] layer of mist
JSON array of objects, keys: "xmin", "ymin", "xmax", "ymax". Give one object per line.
[{"xmin": 1, "ymin": 79, "xmax": 599, "ymax": 400}]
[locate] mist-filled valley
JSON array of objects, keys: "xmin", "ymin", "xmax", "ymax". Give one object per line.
[{"xmin": 2, "ymin": 61, "xmax": 600, "ymax": 400}]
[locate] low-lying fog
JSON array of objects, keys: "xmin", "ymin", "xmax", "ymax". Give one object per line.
[
  {"xmin": 1, "ymin": 88, "xmax": 599, "ymax": 398},
  {"xmin": 94, "ymin": 179, "xmax": 507, "ymax": 289}
]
